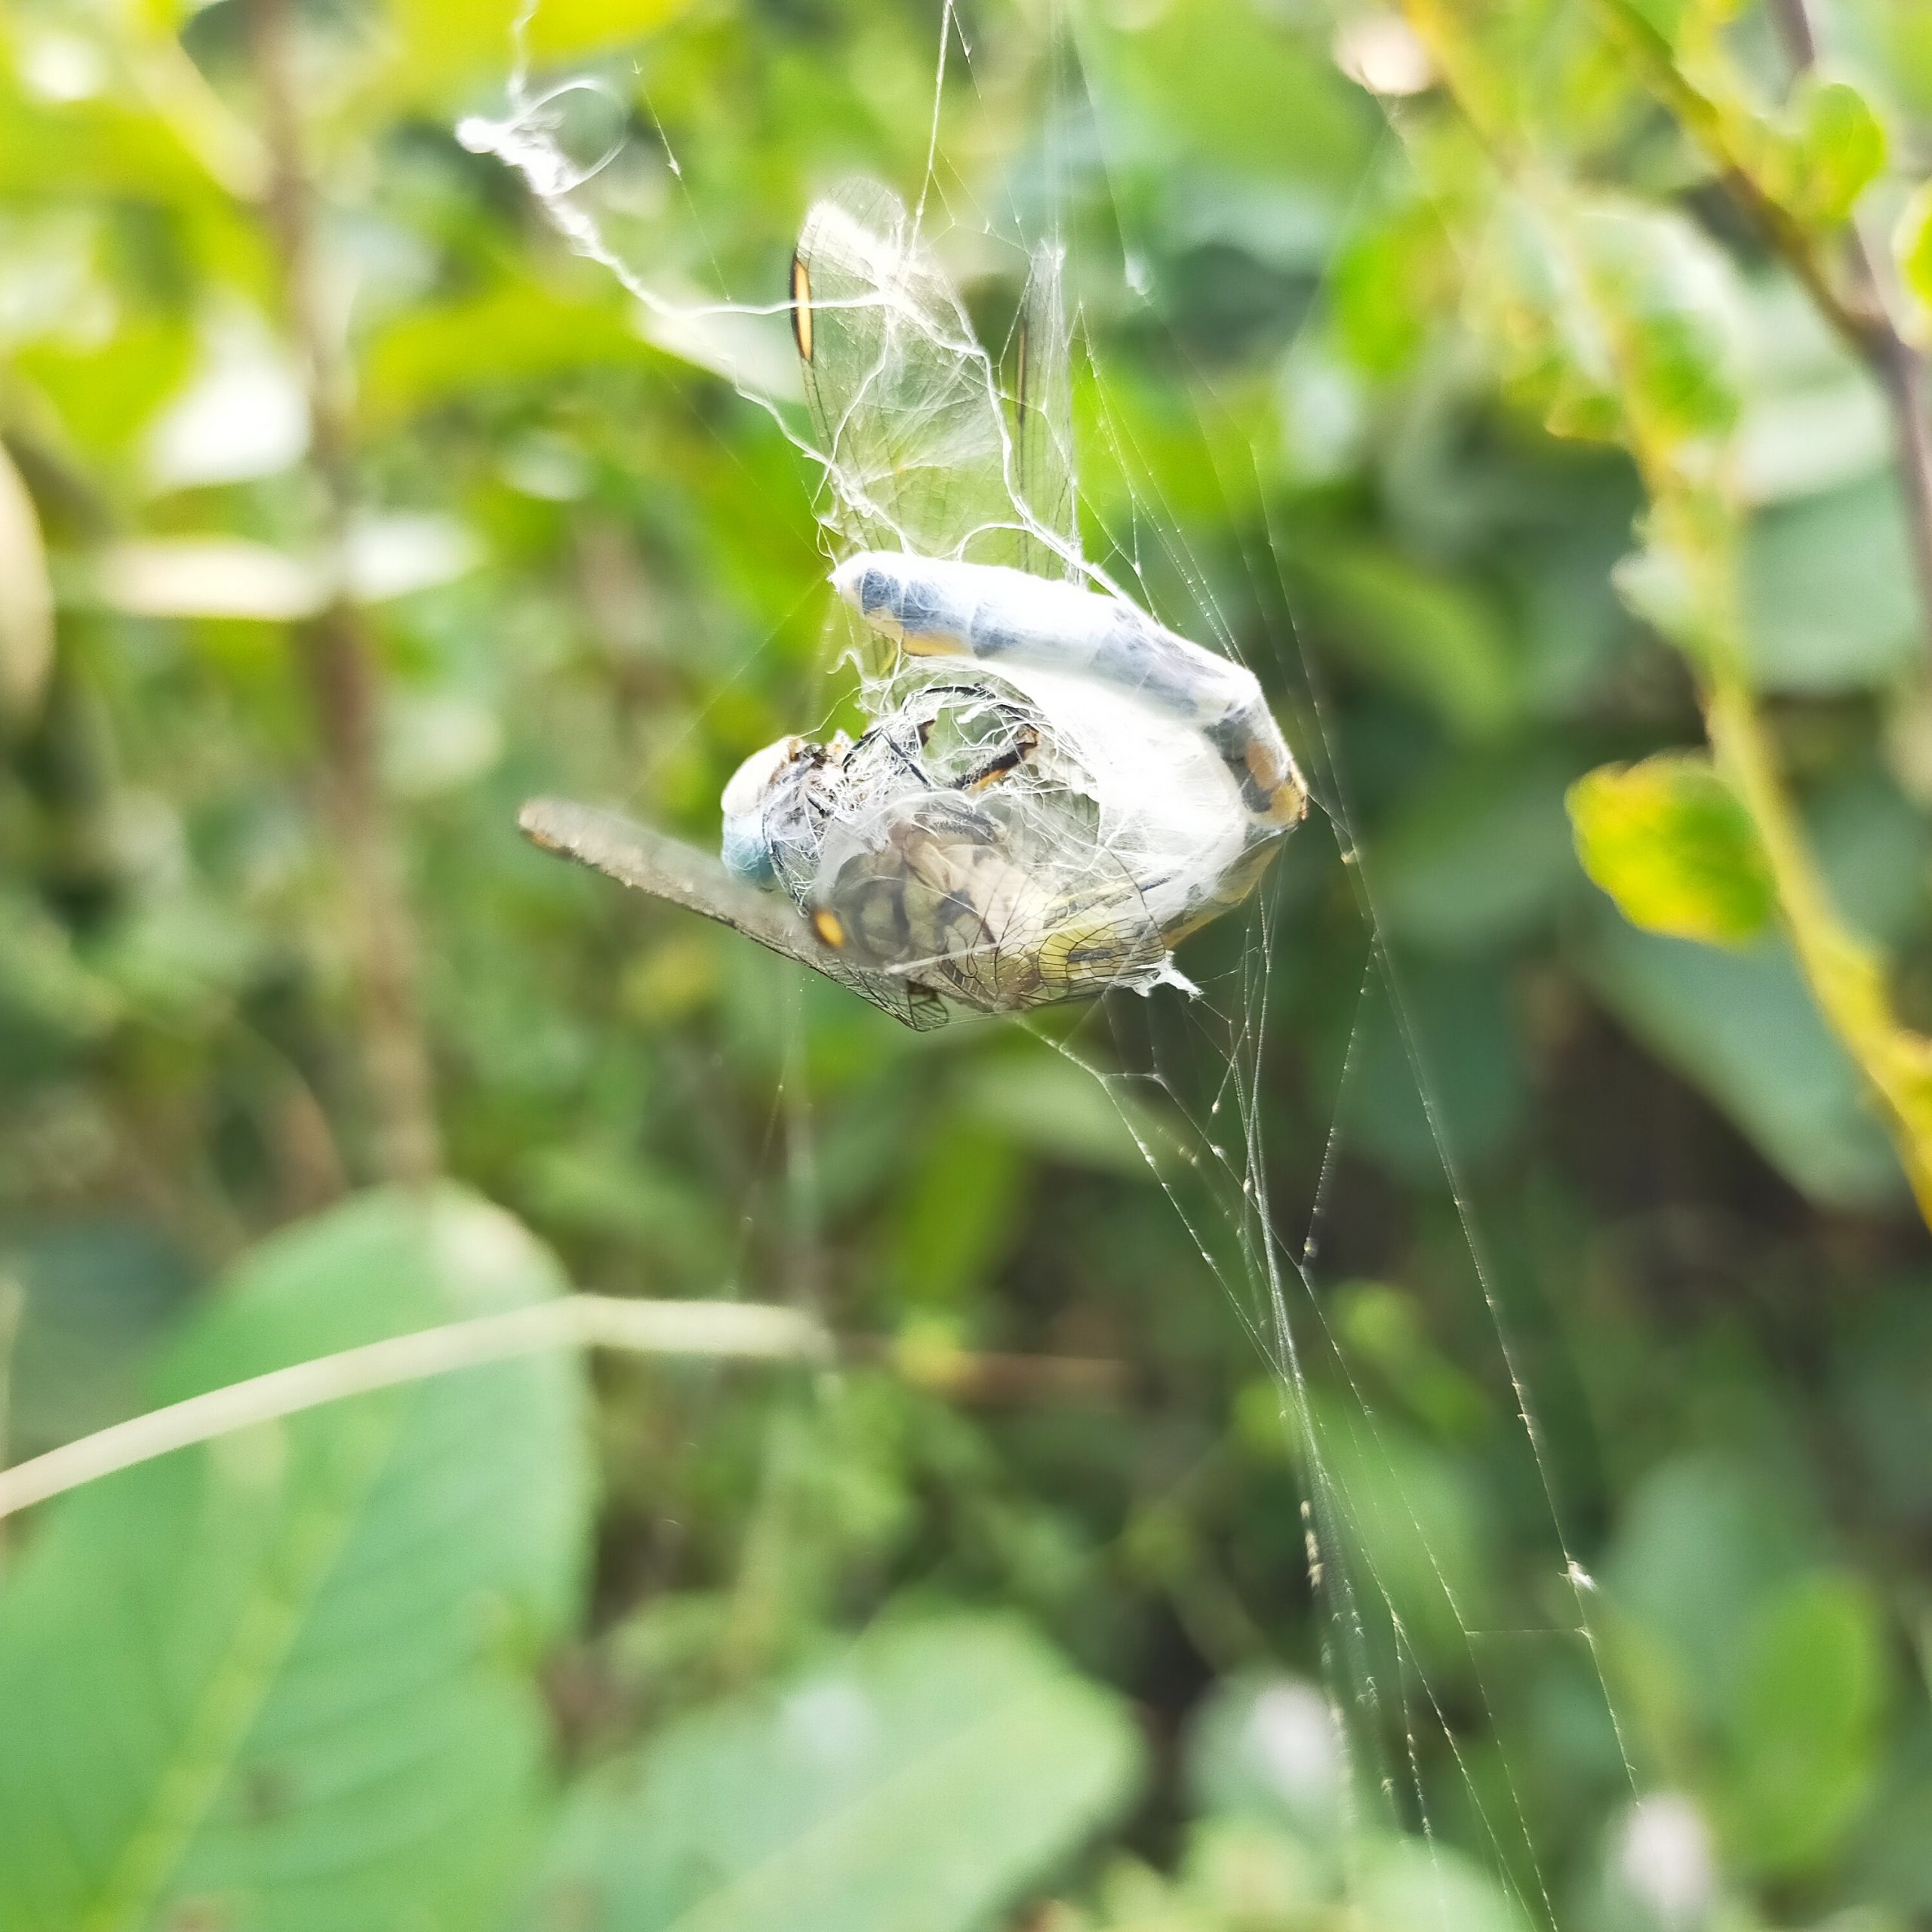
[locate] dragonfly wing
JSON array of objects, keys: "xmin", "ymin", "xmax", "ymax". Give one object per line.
[
  {"xmin": 791, "ymin": 184, "xmax": 1017, "ymax": 568},
  {"xmin": 518, "ymin": 798, "xmax": 949, "ymax": 1031},
  {"xmin": 1013, "ymin": 239, "xmax": 1081, "ymax": 581}
]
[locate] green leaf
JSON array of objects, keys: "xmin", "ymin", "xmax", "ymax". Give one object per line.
[
  {"xmin": 1605, "ymin": 1451, "xmax": 1817, "ymax": 1727},
  {"xmin": 1177, "ymin": 1819, "xmax": 1326, "ymax": 1922},
  {"xmin": 1743, "ymin": 471, "xmax": 1923, "ymax": 691},
  {"xmin": 377, "ymin": 0, "xmax": 696, "ymax": 108},
  {"xmin": 1593, "ymin": 0, "xmax": 1682, "ymax": 48},
  {"xmin": 953, "ymin": 1051, "xmax": 1153, "ymax": 1177},
  {"xmin": 0, "ymin": 1186, "xmax": 592, "ymax": 1932},
  {"xmin": 5, "ymin": 1220, "xmax": 192, "ymax": 1460},
  {"xmin": 1567, "ymin": 754, "xmax": 1774, "ymax": 946},
  {"xmin": 1481, "ymin": 193, "xmax": 1744, "ymax": 454},
  {"xmin": 885, "ymin": 1117, "xmax": 1025, "ymax": 1306},
  {"xmin": 1184, "ymin": 1674, "xmax": 1344, "ymax": 1835},
  {"xmin": 520, "ymin": 1614, "xmax": 1143, "ymax": 1932},
  {"xmin": 361, "ymin": 284, "xmax": 644, "ymax": 425},
  {"xmin": 1355, "ymin": 1840, "xmax": 1531, "ymax": 1932},
  {"xmin": 1374, "ymin": 751, "xmax": 1581, "ymax": 953},
  {"xmin": 1331, "ymin": 201, "xmax": 1453, "ymax": 379},
  {"xmin": 1763, "ymin": 77, "xmax": 1887, "ymax": 229},
  {"xmin": 1574, "ymin": 909, "xmax": 1906, "ymax": 1208},
  {"xmin": 1295, "ymin": 1391, "xmax": 1494, "ymax": 1669},
  {"xmin": 1718, "ymin": 1572, "xmax": 1887, "ymax": 1875},
  {"xmin": 1597, "ymin": 0, "xmax": 1744, "ymax": 54},
  {"xmin": 1331, "ymin": 960, "xmax": 1528, "ymax": 1180},
  {"xmin": 1576, "ymin": 202, "xmax": 1744, "ymax": 445},
  {"xmin": 1896, "ymin": 179, "xmax": 1932, "ymax": 328},
  {"xmin": 1294, "ymin": 542, "xmax": 1517, "ymax": 736}
]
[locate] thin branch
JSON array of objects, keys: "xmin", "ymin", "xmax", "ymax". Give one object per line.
[
  {"xmin": 1764, "ymin": 0, "xmax": 1932, "ymax": 676},
  {"xmin": 1594, "ymin": 0, "xmax": 1932, "ymax": 668},
  {"xmin": 248, "ymin": 0, "xmax": 441, "ymax": 1183},
  {"xmin": 0, "ymin": 1297, "xmax": 829, "ymax": 1523},
  {"xmin": 1765, "ymin": 0, "xmax": 1820, "ymax": 65},
  {"xmin": 1404, "ymin": 0, "xmax": 1932, "ymax": 1220},
  {"xmin": 0, "ymin": 1297, "xmax": 1131, "ymax": 1524}
]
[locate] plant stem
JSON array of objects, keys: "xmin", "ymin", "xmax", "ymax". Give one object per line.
[
  {"xmin": 247, "ymin": 0, "xmax": 441, "ymax": 1185},
  {"xmin": 1704, "ymin": 674, "xmax": 1932, "ymax": 1218},
  {"xmin": 0, "ymin": 1297, "xmax": 1128, "ymax": 1522},
  {"xmin": 1399, "ymin": 0, "xmax": 1932, "ymax": 1223},
  {"xmin": 1595, "ymin": 0, "xmax": 1932, "ymax": 672},
  {"xmin": 1618, "ymin": 410, "xmax": 1932, "ymax": 1223},
  {"xmin": 1764, "ymin": 0, "xmax": 1932, "ymax": 682}
]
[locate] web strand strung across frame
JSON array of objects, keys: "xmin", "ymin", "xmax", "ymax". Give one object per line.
[{"xmin": 472, "ymin": 5, "xmax": 1642, "ymax": 1924}]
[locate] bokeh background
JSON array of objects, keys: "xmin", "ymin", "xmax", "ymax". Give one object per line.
[{"xmin": 3, "ymin": 1, "xmax": 1932, "ymax": 1928}]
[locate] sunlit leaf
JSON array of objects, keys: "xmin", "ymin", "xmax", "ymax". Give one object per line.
[
  {"xmin": 1567, "ymin": 754, "xmax": 1774, "ymax": 946},
  {"xmin": 143, "ymin": 312, "xmax": 309, "ymax": 491},
  {"xmin": 1331, "ymin": 199, "xmax": 1453, "ymax": 378},
  {"xmin": 361, "ymin": 284, "xmax": 642, "ymax": 425},
  {"xmin": 1481, "ymin": 192, "xmax": 1744, "ymax": 454},
  {"xmin": 1896, "ymin": 179, "xmax": 1932, "ymax": 337},
  {"xmin": 1573, "ymin": 200, "xmax": 1744, "ymax": 445},
  {"xmin": 380, "ymin": 0, "xmax": 696, "ymax": 108},
  {"xmin": 1760, "ymin": 76, "xmax": 1887, "ymax": 230}
]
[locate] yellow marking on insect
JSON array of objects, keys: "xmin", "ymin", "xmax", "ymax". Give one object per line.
[
  {"xmin": 1037, "ymin": 920, "xmax": 1123, "ymax": 986},
  {"xmin": 790, "ymin": 253, "xmax": 814, "ymax": 364},
  {"xmin": 1164, "ymin": 842, "xmax": 1282, "ymax": 944},
  {"xmin": 811, "ymin": 907, "xmax": 846, "ymax": 948},
  {"xmin": 899, "ymin": 632, "xmax": 968, "ymax": 658},
  {"xmin": 1247, "ymin": 745, "xmax": 1308, "ymax": 824}
]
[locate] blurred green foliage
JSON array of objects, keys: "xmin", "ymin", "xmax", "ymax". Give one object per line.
[
  {"xmin": 2, "ymin": 0, "xmax": 1932, "ymax": 1929},
  {"xmin": 1568, "ymin": 754, "xmax": 1775, "ymax": 944}
]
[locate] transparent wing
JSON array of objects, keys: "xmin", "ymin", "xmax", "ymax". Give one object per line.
[
  {"xmin": 809, "ymin": 784, "xmax": 1171, "ymax": 1014},
  {"xmin": 791, "ymin": 184, "xmax": 1021, "ymax": 570},
  {"xmin": 1012, "ymin": 239, "xmax": 1082, "ymax": 582}
]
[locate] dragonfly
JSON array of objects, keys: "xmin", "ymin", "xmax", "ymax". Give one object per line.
[{"xmin": 522, "ymin": 184, "xmax": 1305, "ymax": 1029}]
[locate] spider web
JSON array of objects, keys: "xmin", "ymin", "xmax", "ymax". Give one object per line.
[{"xmin": 462, "ymin": 2, "xmax": 1644, "ymax": 1921}]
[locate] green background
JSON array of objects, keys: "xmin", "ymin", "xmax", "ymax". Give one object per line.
[{"xmin": 2, "ymin": 1, "xmax": 1931, "ymax": 1927}]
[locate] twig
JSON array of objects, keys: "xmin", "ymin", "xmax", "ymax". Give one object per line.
[
  {"xmin": 1767, "ymin": 0, "xmax": 1822, "ymax": 64},
  {"xmin": 1764, "ymin": 0, "xmax": 1932, "ymax": 675},
  {"xmin": 0, "ymin": 1297, "xmax": 830, "ymax": 1523},
  {"xmin": 247, "ymin": 0, "xmax": 441, "ymax": 1183},
  {"xmin": 856, "ymin": 1335, "xmax": 1131, "ymax": 1404},
  {"xmin": 1595, "ymin": 0, "xmax": 1932, "ymax": 669},
  {"xmin": 1404, "ymin": 0, "xmax": 1932, "ymax": 1222},
  {"xmin": 0, "ymin": 1297, "xmax": 1131, "ymax": 1524}
]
